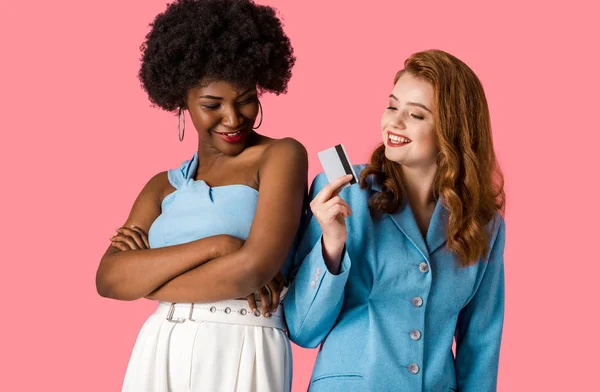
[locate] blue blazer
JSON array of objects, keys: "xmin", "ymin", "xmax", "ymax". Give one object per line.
[{"xmin": 283, "ymin": 165, "xmax": 505, "ymax": 392}]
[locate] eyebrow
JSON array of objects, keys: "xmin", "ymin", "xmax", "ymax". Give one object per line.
[
  {"xmin": 199, "ymin": 88, "xmax": 255, "ymax": 100},
  {"xmin": 389, "ymin": 94, "xmax": 432, "ymax": 113}
]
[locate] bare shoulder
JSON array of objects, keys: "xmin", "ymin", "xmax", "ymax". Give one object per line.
[
  {"xmin": 254, "ymin": 137, "xmax": 308, "ymax": 189},
  {"xmin": 262, "ymin": 137, "xmax": 308, "ymax": 164},
  {"xmin": 143, "ymin": 171, "xmax": 175, "ymax": 202},
  {"xmin": 121, "ymin": 171, "xmax": 175, "ymax": 231}
]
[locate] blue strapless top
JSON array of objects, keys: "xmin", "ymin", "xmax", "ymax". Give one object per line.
[{"xmin": 148, "ymin": 153, "xmax": 260, "ymax": 249}]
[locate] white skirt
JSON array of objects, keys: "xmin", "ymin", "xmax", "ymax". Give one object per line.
[{"xmin": 122, "ymin": 300, "xmax": 292, "ymax": 392}]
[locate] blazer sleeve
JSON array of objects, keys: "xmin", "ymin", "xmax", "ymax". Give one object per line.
[
  {"xmin": 455, "ymin": 218, "xmax": 506, "ymax": 392},
  {"xmin": 282, "ymin": 173, "xmax": 352, "ymax": 348}
]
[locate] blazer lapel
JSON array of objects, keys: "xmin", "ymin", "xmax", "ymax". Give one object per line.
[
  {"xmin": 369, "ymin": 178, "xmax": 429, "ymax": 261},
  {"xmin": 426, "ymin": 197, "xmax": 448, "ymax": 255},
  {"xmin": 388, "ymin": 201, "xmax": 430, "ymax": 262},
  {"xmin": 369, "ymin": 177, "xmax": 448, "ymax": 260}
]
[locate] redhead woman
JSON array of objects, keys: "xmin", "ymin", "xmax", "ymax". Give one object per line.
[{"xmin": 284, "ymin": 49, "xmax": 506, "ymax": 392}]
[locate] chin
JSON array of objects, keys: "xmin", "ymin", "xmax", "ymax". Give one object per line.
[
  {"xmin": 384, "ymin": 149, "xmax": 406, "ymax": 165},
  {"xmin": 220, "ymin": 144, "xmax": 247, "ymax": 156}
]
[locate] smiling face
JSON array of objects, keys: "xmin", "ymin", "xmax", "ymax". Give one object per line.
[
  {"xmin": 381, "ymin": 72, "xmax": 438, "ymax": 170},
  {"xmin": 185, "ymin": 78, "xmax": 260, "ymax": 156}
]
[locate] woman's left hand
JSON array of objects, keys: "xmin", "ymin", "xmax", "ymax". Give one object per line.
[
  {"xmin": 110, "ymin": 226, "xmax": 150, "ymax": 251},
  {"xmin": 246, "ymin": 272, "xmax": 285, "ymax": 318}
]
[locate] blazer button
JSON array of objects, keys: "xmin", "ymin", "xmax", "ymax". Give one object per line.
[
  {"xmin": 412, "ymin": 296, "xmax": 423, "ymax": 307},
  {"xmin": 419, "ymin": 262, "xmax": 429, "ymax": 273},
  {"xmin": 410, "ymin": 330, "xmax": 421, "ymax": 340},
  {"xmin": 317, "ymin": 267, "xmax": 322, "ymax": 275},
  {"xmin": 311, "ymin": 281, "xmax": 316, "ymax": 289},
  {"xmin": 408, "ymin": 363, "xmax": 420, "ymax": 374}
]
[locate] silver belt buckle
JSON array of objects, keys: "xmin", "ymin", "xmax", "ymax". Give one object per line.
[
  {"xmin": 166, "ymin": 303, "xmax": 186, "ymax": 323},
  {"xmin": 188, "ymin": 303, "xmax": 197, "ymax": 322}
]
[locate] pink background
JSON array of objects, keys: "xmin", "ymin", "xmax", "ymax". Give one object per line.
[{"xmin": 1, "ymin": 0, "xmax": 599, "ymax": 390}]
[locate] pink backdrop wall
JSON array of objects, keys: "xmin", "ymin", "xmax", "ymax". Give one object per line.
[{"xmin": 1, "ymin": 0, "xmax": 598, "ymax": 390}]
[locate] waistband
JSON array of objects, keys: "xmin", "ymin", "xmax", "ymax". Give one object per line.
[{"xmin": 155, "ymin": 300, "xmax": 286, "ymax": 330}]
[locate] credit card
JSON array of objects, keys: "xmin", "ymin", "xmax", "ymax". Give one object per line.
[{"xmin": 317, "ymin": 144, "xmax": 358, "ymax": 188}]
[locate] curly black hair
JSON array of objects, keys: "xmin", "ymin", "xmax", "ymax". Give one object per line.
[{"xmin": 138, "ymin": 0, "xmax": 295, "ymax": 111}]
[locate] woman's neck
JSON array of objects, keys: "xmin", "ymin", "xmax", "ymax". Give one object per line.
[
  {"xmin": 401, "ymin": 164, "xmax": 437, "ymax": 237},
  {"xmin": 401, "ymin": 164, "xmax": 437, "ymax": 210},
  {"xmin": 196, "ymin": 143, "xmax": 229, "ymax": 177}
]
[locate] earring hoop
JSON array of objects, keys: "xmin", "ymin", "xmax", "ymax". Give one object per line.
[
  {"xmin": 253, "ymin": 101, "xmax": 263, "ymax": 130},
  {"xmin": 178, "ymin": 107, "xmax": 185, "ymax": 141}
]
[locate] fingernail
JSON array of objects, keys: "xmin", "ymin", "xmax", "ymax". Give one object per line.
[
  {"xmin": 131, "ymin": 225, "xmax": 137, "ymax": 228},
  {"xmin": 265, "ymin": 312, "xmax": 271, "ymax": 318},
  {"xmin": 251, "ymin": 308, "xmax": 257, "ymax": 313}
]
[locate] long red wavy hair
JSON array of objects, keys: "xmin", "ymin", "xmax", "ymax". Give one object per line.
[{"xmin": 360, "ymin": 50, "xmax": 505, "ymax": 267}]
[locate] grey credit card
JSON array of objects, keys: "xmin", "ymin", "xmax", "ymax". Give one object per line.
[{"xmin": 317, "ymin": 144, "xmax": 358, "ymax": 188}]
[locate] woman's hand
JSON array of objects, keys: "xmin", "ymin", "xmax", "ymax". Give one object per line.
[
  {"xmin": 310, "ymin": 174, "xmax": 353, "ymax": 272},
  {"xmin": 246, "ymin": 271, "xmax": 285, "ymax": 318},
  {"xmin": 110, "ymin": 226, "xmax": 150, "ymax": 251}
]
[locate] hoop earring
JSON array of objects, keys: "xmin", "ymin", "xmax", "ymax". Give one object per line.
[
  {"xmin": 253, "ymin": 101, "xmax": 263, "ymax": 130},
  {"xmin": 178, "ymin": 107, "xmax": 186, "ymax": 141}
]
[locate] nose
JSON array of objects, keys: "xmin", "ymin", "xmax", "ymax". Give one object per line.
[
  {"xmin": 388, "ymin": 114, "xmax": 406, "ymax": 130},
  {"xmin": 221, "ymin": 106, "xmax": 242, "ymax": 129}
]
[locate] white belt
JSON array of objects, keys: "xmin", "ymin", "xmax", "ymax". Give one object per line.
[{"xmin": 155, "ymin": 300, "xmax": 286, "ymax": 330}]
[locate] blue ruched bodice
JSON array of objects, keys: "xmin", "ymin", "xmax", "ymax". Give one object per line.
[{"xmin": 148, "ymin": 153, "xmax": 260, "ymax": 249}]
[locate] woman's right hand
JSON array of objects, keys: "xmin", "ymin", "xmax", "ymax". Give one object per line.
[
  {"xmin": 245, "ymin": 271, "xmax": 285, "ymax": 318},
  {"xmin": 310, "ymin": 174, "xmax": 353, "ymax": 272}
]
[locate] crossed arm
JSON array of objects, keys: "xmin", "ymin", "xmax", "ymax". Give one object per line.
[{"xmin": 95, "ymin": 138, "xmax": 308, "ymax": 308}]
